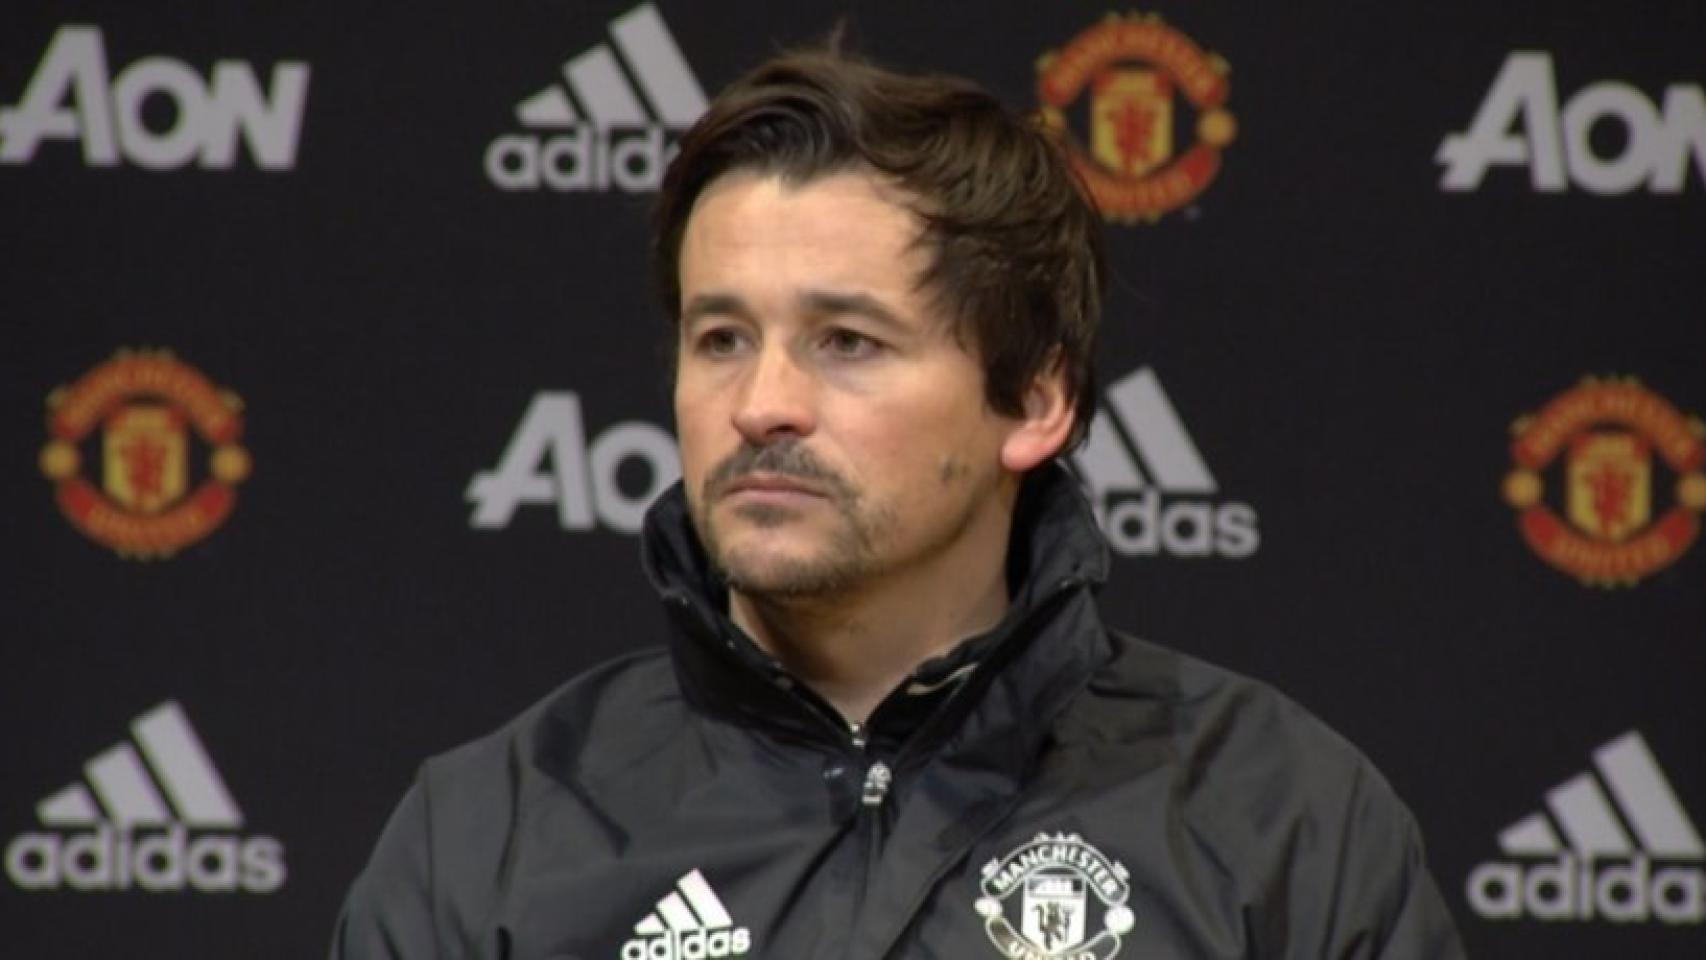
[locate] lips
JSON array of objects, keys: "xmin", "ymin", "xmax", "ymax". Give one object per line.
[{"xmin": 723, "ymin": 473, "xmax": 825, "ymax": 499}]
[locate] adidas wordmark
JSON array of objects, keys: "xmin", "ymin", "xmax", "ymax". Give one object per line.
[
  {"xmin": 4, "ymin": 701, "xmax": 285, "ymax": 894},
  {"xmin": 1071, "ymin": 367, "xmax": 1260, "ymax": 558},
  {"xmin": 1467, "ymin": 730, "xmax": 1703, "ymax": 924},
  {"xmin": 622, "ymin": 869, "xmax": 753, "ymax": 959},
  {"xmin": 486, "ymin": 2, "xmax": 706, "ymax": 192}
]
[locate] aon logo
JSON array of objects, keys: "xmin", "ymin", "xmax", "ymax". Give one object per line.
[
  {"xmin": 1437, "ymin": 51, "xmax": 1706, "ymax": 194},
  {"xmin": 0, "ymin": 25, "xmax": 308, "ymax": 169},
  {"xmin": 467, "ymin": 393, "xmax": 678, "ymax": 533}
]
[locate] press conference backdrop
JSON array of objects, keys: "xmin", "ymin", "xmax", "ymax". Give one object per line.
[{"xmin": 3, "ymin": 1, "xmax": 1702, "ymax": 956}]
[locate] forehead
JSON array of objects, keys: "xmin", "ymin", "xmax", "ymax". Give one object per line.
[{"xmin": 679, "ymin": 168, "xmax": 929, "ymax": 295}]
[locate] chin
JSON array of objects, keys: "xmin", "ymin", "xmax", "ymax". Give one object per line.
[{"xmin": 714, "ymin": 543, "xmax": 862, "ymax": 598}]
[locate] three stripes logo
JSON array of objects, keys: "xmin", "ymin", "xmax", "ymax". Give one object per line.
[
  {"xmin": 1070, "ymin": 367, "xmax": 1259, "ymax": 558},
  {"xmin": 486, "ymin": 2, "xmax": 706, "ymax": 192},
  {"xmin": 622, "ymin": 868, "xmax": 753, "ymax": 959},
  {"xmin": 1467, "ymin": 730, "xmax": 1703, "ymax": 924},
  {"xmin": 5, "ymin": 701, "xmax": 285, "ymax": 894}
]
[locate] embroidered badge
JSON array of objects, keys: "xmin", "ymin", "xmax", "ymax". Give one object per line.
[{"xmin": 976, "ymin": 832, "xmax": 1134, "ymax": 959}]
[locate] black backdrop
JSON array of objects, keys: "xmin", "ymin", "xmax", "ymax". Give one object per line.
[{"xmin": 4, "ymin": 2, "xmax": 1703, "ymax": 956}]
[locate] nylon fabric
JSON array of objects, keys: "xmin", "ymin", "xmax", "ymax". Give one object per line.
[{"xmin": 331, "ymin": 465, "xmax": 1465, "ymax": 958}]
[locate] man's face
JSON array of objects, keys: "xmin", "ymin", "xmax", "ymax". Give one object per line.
[{"xmin": 674, "ymin": 168, "xmax": 1023, "ymax": 598}]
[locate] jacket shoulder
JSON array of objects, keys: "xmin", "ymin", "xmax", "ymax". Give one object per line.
[
  {"xmin": 424, "ymin": 645, "xmax": 683, "ymax": 799},
  {"xmin": 331, "ymin": 648, "xmax": 683, "ymax": 959},
  {"xmin": 417, "ymin": 645, "xmax": 685, "ymax": 886},
  {"xmin": 1064, "ymin": 631, "xmax": 1464, "ymax": 957},
  {"xmin": 1073, "ymin": 630, "xmax": 1396, "ymax": 829}
]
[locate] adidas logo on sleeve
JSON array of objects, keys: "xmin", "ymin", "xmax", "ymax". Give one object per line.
[
  {"xmin": 1467, "ymin": 730, "xmax": 1703, "ymax": 924},
  {"xmin": 4, "ymin": 701, "xmax": 285, "ymax": 894},
  {"xmin": 1070, "ymin": 367, "xmax": 1260, "ymax": 558},
  {"xmin": 486, "ymin": 2, "xmax": 706, "ymax": 192},
  {"xmin": 622, "ymin": 869, "xmax": 753, "ymax": 959}
]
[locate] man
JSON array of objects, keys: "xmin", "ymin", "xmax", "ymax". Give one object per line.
[{"xmin": 333, "ymin": 49, "xmax": 1466, "ymax": 959}]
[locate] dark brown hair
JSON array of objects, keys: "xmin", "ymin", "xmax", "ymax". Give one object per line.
[{"xmin": 652, "ymin": 48, "xmax": 1105, "ymax": 450}]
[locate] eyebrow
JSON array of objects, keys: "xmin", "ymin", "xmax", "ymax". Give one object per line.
[
  {"xmin": 679, "ymin": 289, "xmax": 911, "ymax": 334},
  {"xmin": 798, "ymin": 290, "xmax": 908, "ymax": 333},
  {"xmin": 680, "ymin": 293, "xmax": 754, "ymax": 327}
]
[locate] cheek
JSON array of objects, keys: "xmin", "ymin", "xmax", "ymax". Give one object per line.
[
  {"xmin": 673, "ymin": 398, "xmax": 720, "ymax": 473},
  {"xmin": 835, "ymin": 400, "xmax": 984, "ymax": 484}
]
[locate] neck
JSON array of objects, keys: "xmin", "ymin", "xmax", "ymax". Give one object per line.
[{"xmin": 728, "ymin": 496, "xmax": 1017, "ymax": 724}]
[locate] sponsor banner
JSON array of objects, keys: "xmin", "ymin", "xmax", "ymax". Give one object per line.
[
  {"xmin": 467, "ymin": 391, "xmax": 679, "ymax": 533},
  {"xmin": 1503, "ymin": 378, "xmax": 1705, "ymax": 585},
  {"xmin": 39, "ymin": 351, "xmax": 251, "ymax": 558},
  {"xmin": 1466, "ymin": 731, "xmax": 1703, "ymax": 925},
  {"xmin": 1035, "ymin": 13, "xmax": 1235, "ymax": 223},
  {"xmin": 0, "ymin": 24, "xmax": 309, "ymax": 170},
  {"xmin": 6, "ymin": 701, "xmax": 286, "ymax": 895},
  {"xmin": 1438, "ymin": 51, "xmax": 1706, "ymax": 195},
  {"xmin": 2, "ymin": 4, "xmax": 1701, "ymax": 960},
  {"xmin": 485, "ymin": 2, "xmax": 705, "ymax": 192},
  {"xmin": 1070, "ymin": 367, "xmax": 1258, "ymax": 559}
]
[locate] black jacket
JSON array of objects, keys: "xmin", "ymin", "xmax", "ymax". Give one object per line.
[{"xmin": 332, "ymin": 468, "xmax": 1466, "ymax": 959}]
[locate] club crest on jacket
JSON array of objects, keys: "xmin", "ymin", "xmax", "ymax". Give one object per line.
[{"xmin": 976, "ymin": 832, "xmax": 1134, "ymax": 958}]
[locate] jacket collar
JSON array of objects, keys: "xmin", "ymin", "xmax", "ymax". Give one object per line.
[{"xmin": 639, "ymin": 461, "xmax": 1111, "ymax": 754}]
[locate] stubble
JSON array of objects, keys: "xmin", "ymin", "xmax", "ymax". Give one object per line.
[{"xmin": 695, "ymin": 439, "xmax": 895, "ymax": 597}]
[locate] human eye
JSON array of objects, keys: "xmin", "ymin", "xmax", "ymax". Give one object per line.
[
  {"xmin": 692, "ymin": 325, "xmax": 750, "ymax": 358},
  {"xmin": 821, "ymin": 327, "xmax": 884, "ymax": 360}
]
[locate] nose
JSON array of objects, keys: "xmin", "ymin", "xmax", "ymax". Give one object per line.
[{"xmin": 731, "ymin": 343, "xmax": 816, "ymax": 444}]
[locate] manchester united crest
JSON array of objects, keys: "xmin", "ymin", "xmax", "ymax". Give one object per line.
[
  {"xmin": 1504, "ymin": 377, "xmax": 1706, "ymax": 585},
  {"xmin": 976, "ymin": 832, "xmax": 1134, "ymax": 959},
  {"xmin": 1036, "ymin": 13, "xmax": 1235, "ymax": 223},
  {"xmin": 40, "ymin": 350, "xmax": 250, "ymax": 557}
]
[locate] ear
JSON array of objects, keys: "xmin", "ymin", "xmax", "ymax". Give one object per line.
[{"xmin": 999, "ymin": 352, "xmax": 1074, "ymax": 472}]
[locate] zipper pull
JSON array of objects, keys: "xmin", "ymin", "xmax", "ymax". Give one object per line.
[
  {"xmin": 848, "ymin": 720, "xmax": 869, "ymax": 751},
  {"xmin": 861, "ymin": 761, "xmax": 892, "ymax": 808}
]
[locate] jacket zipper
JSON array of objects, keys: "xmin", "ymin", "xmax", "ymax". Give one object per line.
[
  {"xmin": 848, "ymin": 721, "xmax": 893, "ymax": 808},
  {"xmin": 846, "ymin": 718, "xmax": 892, "ymax": 954}
]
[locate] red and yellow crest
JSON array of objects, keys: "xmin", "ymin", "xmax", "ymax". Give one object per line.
[
  {"xmin": 39, "ymin": 350, "xmax": 250, "ymax": 558},
  {"xmin": 1504, "ymin": 377, "xmax": 1706, "ymax": 586},
  {"xmin": 1036, "ymin": 13, "xmax": 1236, "ymax": 223}
]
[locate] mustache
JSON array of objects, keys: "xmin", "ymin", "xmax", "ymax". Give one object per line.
[{"xmin": 702, "ymin": 440, "xmax": 854, "ymax": 503}]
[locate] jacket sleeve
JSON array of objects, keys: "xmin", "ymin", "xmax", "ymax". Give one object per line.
[
  {"xmin": 1319, "ymin": 761, "xmax": 1467, "ymax": 960},
  {"xmin": 329, "ymin": 780, "xmax": 441, "ymax": 960}
]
